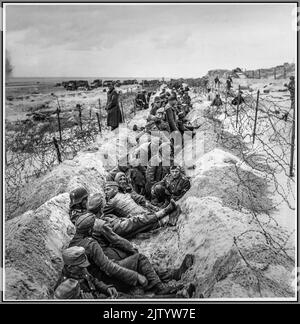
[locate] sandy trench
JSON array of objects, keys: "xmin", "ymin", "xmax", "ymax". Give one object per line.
[{"xmin": 4, "ymin": 83, "xmax": 296, "ymax": 300}]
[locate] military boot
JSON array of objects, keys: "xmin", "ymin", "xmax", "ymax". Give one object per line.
[
  {"xmin": 155, "ymin": 199, "xmax": 177, "ymax": 220},
  {"xmin": 153, "ymin": 282, "xmax": 184, "ymax": 295},
  {"xmin": 171, "ymin": 254, "xmax": 195, "ymax": 280}
]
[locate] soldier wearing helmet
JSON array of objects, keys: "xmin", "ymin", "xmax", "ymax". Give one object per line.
[
  {"xmin": 156, "ymin": 165, "xmax": 191, "ymax": 202},
  {"xmin": 55, "ymin": 246, "xmax": 118, "ymax": 299},
  {"xmin": 90, "ymin": 186, "xmax": 176, "ymax": 238},
  {"xmin": 85, "ymin": 194, "xmax": 195, "ymax": 296},
  {"xmin": 102, "ymin": 181, "xmax": 182, "ymax": 232},
  {"xmin": 69, "ymin": 187, "xmax": 89, "ymax": 225},
  {"xmin": 69, "ymin": 212, "xmax": 191, "ymax": 295},
  {"xmin": 68, "ymin": 213, "xmax": 149, "ymax": 290},
  {"xmin": 54, "ymin": 278, "xmax": 81, "ymax": 299}
]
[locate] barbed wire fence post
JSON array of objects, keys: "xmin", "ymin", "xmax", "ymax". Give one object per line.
[
  {"xmin": 52, "ymin": 93, "xmax": 63, "ymax": 142},
  {"xmin": 120, "ymin": 99, "xmax": 126, "ymax": 124},
  {"xmin": 78, "ymin": 104, "xmax": 83, "ymax": 131},
  {"xmin": 53, "ymin": 137, "xmax": 62, "ymax": 163},
  {"xmin": 236, "ymin": 85, "xmax": 241, "ymax": 128},
  {"xmin": 224, "ymin": 90, "xmax": 228, "ymax": 116},
  {"xmin": 252, "ymin": 90, "xmax": 260, "ymax": 144},
  {"xmin": 289, "ymin": 95, "xmax": 295, "ymax": 177},
  {"xmin": 56, "ymin": 107, "xmax": 62, "ymax": 142},
  {"xmin": 97, "ymin": 98, "xmax": 102, "ymax": 134}
]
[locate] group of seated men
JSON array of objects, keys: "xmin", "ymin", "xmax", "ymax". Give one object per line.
[{"xmin": 54, "ymin": 85, "xmax": 195, "ymax": 300}]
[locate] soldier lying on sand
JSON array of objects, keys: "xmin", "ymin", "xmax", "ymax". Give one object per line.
[{"xmin": 68, "ymin": 213, "xmax": 195, "ymax": 296}]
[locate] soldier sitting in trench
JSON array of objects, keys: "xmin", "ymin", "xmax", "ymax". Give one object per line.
[
  {"xmin": 69, "ymin": 187, "xmax": 89, "ymax": 225},
  {"xmin": 54, "ymin": 246, "xmax": 118, "ymax": 299},
  {"xmin": 102, "ymin": 181, "xmax": 180, "ymax": 237},
  {"xmin": 155, "ymin": 165, "xmax": 191, "ymax": 202},
  {"xmin": 68, "ymin": 213, "xmax": 195, "ymax": 296},
  {"xmin": 145, "ymin": 146, "xmax": 171, "ymax": 199}
]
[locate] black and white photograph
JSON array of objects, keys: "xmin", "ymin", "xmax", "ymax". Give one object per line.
[{"xmin": 2, "ymin": 1, "xmax": 298, "ymax": 304}]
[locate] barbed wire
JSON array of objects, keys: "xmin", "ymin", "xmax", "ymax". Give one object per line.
[
  {"xmin": 5, "ymin": 92, "xmax": 138, "ymax": 219},
  {"xmin": 193, "ymin": 82, "xmax": 295, "ymax": 296}
]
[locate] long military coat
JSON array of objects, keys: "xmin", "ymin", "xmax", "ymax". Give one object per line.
[{"xmin": 106, "ymin": 88, "xmax": 123, "ymax": 128}]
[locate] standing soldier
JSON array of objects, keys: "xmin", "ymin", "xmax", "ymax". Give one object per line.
[
  {"xmin": 214, "ymin": 75, "xmax": 220, "ymax": 90},
  {"xmin": 106, "ymin": 82, "xmax": 123, "ymax": 131},
  {"xmin": 286, "ymin": 76, "xmax": 295, "ymax": 107},
  {"xmin": 226, "ymin": 76, "xmax": 233, "ymax": 92}
]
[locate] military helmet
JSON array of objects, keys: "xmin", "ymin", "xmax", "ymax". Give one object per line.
[
  {"xmin": 69, "ymin": 187, "xmax": 88, "ymax": 207},
  {"xmin": 75, "ymin": 213, "xmax": 96, "ymax": 233},
  {"xmin": 151, "ymin": 183, "xmax": 168, "ymax": 199},
  {"xmin": 62, "ymin": 246, "xmax": 90, "ymax": 267},
  {"xmin": 54, "ymin": 278, "xmax": 80, "ymax": 299},
  {"xmin": 87, "ymin": 193, "xmax": 104, "ymax": 213}
]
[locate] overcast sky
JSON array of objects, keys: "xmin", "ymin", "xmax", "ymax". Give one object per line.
[{"xmin": 5, "ymin": 3, "xmax": 297, "ymax": 78}]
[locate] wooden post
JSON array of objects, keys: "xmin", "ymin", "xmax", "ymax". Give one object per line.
[
  {"xmin": 98, "ymin": 98, "xmax": 102, "ymax": 116},
  {"xmin": 225, "ymin": 90, "xmax": 228, "ymax": 116},
  {"xmin": 252, "ymin": 90, "xmax": 260, "ymax": 144},
  {"xmin": 53, "ymin": 137, "xmax": 62, "ymax": 163},
  {"xmin": 236, "ymin": 85, "xmax": 241, "ymax": 128},
  {"xmin": 289, "ymin": 97, "xmax": 295, "ymax": 177},
  {"xmin": 120, "ymin": 99, "xmax": 126, "ymax": 123},
  {"xmin": 252, "ymin": 71, "xmax": 255, "ymax": 79},
  {"xmin": 56, "ymin": 108, "xmax": 62, "ymax": 142},
  {"xmin": 274, "ymin": 68, "xmax": 276, "ymax": 79},
  {"xmin": 283, "ymin": 66, "xmax": 287, "ymax": 79},
  {"xmin": 78, "ymin": 105, "xmax": 82, "ymax": 131},
  {"xmin": 258, "ymin": 69, "xmax": 261, "ymax": 79},
  {"xmin": 96, "ymin": 112, "xmax": 102, "ymax": 134}
]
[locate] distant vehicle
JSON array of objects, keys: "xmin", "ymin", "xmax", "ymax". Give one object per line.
[
  {"xmin": 64, "ymin": 80, "xmax": 90, "ymax": 91},
  {"xmin": 76, "ymin": 80, "xmax": 90, "ymax": 90},
  {"xmin": 103, "ymin": 80, "xmax": 113, "ymax": 87},
  {"xmin": 65, "ymin": 81, "xmax": 77, "ymax": 91},
  {"xmin": 90, "ymin": 79, "xmax": 103, "ymax": 89}
]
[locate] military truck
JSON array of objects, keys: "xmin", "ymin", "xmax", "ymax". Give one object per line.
[
  {"xmin": 90, "ymin": 79, "xmax": 103, "ymax": 89},
  {"xmin": 64, "ymin": 80, "xmax": 90, "ymax": 91},
  {"xmin": 103, "ymin": 80, "xmax": 112, "ymax": 87}
]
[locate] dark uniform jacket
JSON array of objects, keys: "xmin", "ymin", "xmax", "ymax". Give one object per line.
[
  {"xmin": 129, "ymin": 166, "xmax": 146, "ymax": 195},
  {"xmin": 99, "ymin": 213, "xmax": 160, "ymax": 239},
  {"xmin": 135, "ymin": 93, "xmax": 147, "ymax": 109},
  {"xmin": 159, "ymin": 174, "xmax": 191, "ymax": 201},
  {"xmin": 106, "ymin": 88, "xmax": 123, "ymax": 128},
  {"xmin": 69, "ymin": 208, "xmax": 88, "ymax": 225},
  {"xmin": 68, "ymin": 233, "xmax": 138, "ymax": 286},
  {"xmin": 164, "ymin": 104, "xmax": 179, "ymax": 132},
  {"xmin": 145, "ymin": 155, "xmax": 170, "ymax": 196},
  {"xmin": 103, "ymin": 192, "xmax": 148, "ymax": 218},
  {"xmin": 92, "ymin": 219, "xmax": 137, "ymax": 260}
]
